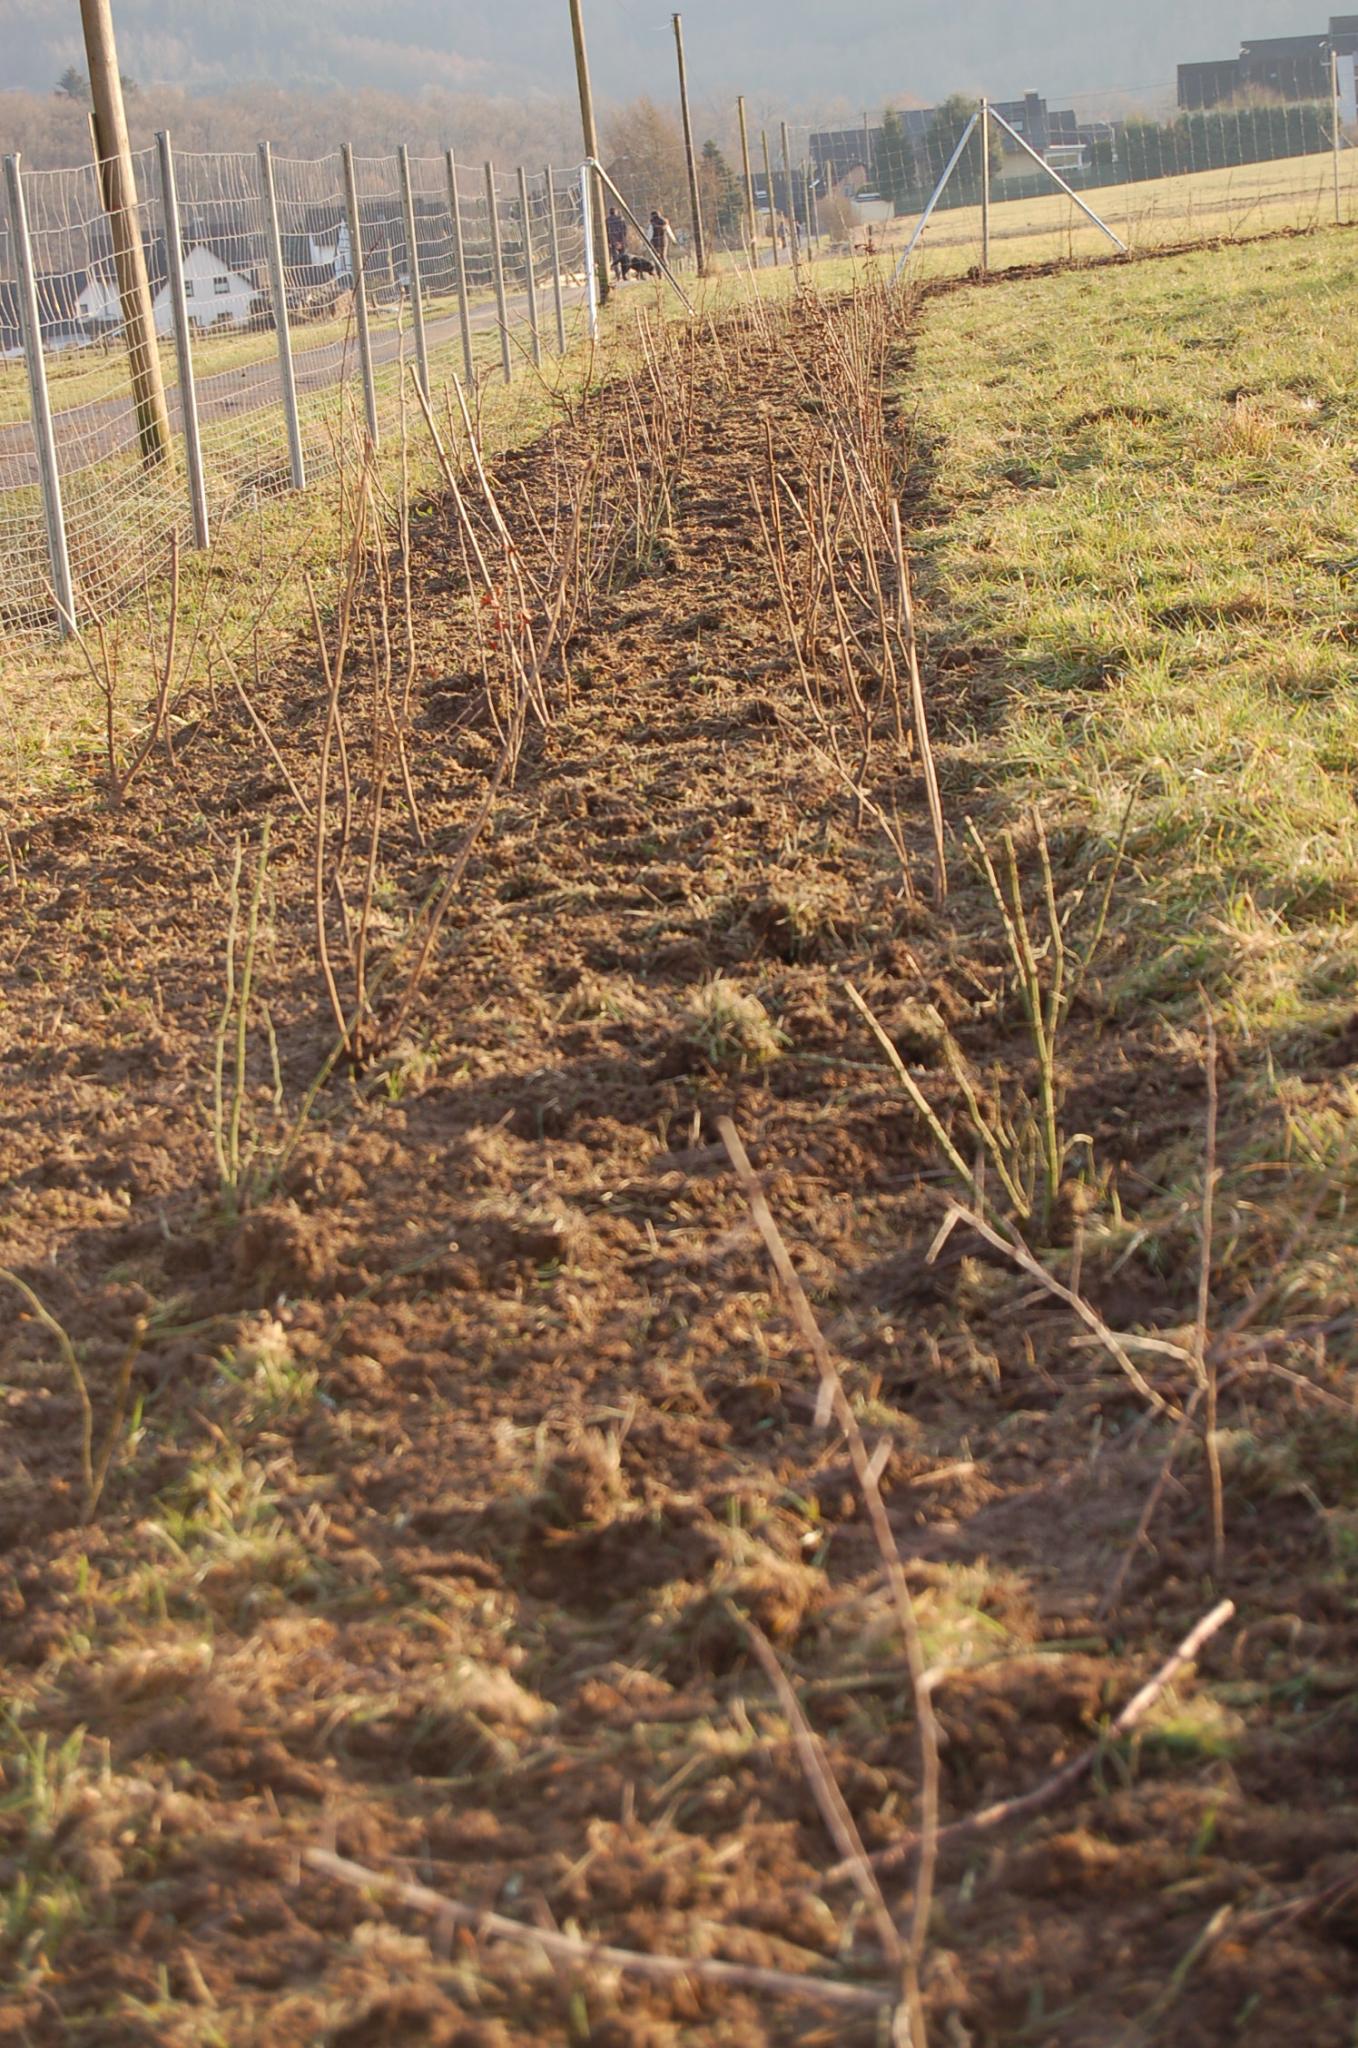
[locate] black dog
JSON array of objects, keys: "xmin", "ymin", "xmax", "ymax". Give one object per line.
[{"xmin": 620, "ymin": 252, "xmax": 659, "ymax": 279}]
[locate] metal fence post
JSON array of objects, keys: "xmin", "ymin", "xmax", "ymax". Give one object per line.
[
  {"xmin": 1333, "ymin": 50, "xmax": 1344, "ymax": 226},
  {"xmin": 581, "ymin": 162, "xmax": 599, "ymax": 343},
  {"xmin": 484, "ymin": 160, "xmax": 513, "ymax": 384},
  {"xmin": 445, "ymin": 150, "xmax": 476, "ymax": 387},
  {"xmin": 544, "ymin": 165, "xmax": 568, "ymax": 353},
  {"xmin": 157, "ymin": 129, "xmax": 209, "ymax": 548},
  {"xmin": 257, "ymin": 140, "xmax": 306, "ymax": 491},
  {"xmin": 4, "ymin": 153, "xmax": 75, "ymax": 635},
  {"xmin": 341, "ymin": 141, "xmax": 380, "ymax": 445},
  {"xmin": 516, "ymin": 165, "xmax": 542, "ymax": 368},
  {"xmin": 397, "ymin": 143, "xmax": 431, "ymax": 399},
  {"xmin": 980, "ymin": 98, "xmax": 992, "ymax": 272}
]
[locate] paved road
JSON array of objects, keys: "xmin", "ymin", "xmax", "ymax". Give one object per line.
[{"xmin": 0, "ymin": 285, "xmax": 582, "ymax": 490}]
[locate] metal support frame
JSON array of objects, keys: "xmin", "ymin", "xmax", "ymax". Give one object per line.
[
  {"xmin": 517, "ymin": 164, "xmax": 542, "ymax": 368},
  {"xmin": 484, "ymin": 160, "xmax": 513, "ymax": 384},
  {"xmin": 341, "ymin": 141, "xmax": 380, "ymax": 444},
  {"xmin": 258, "ymin": 140, "xmax": 306, "ymax": 489},
  {"xmin": 397, "ymin": 142, "xmax": 431, "ymax": 399},
  {"xmin": 445, "ymin": 150, "xmax": 476, "ymax": 386},
  {"xmin": 894, "ymin": 112, "xmax": 980, "ymax": 276},
  {"xmin": 544, "ymin": 165, "xmax": 568, "ymax": 353},
  {"xmin": 157, "ymin": 129, "xmax": 209, "ymax": 549},
  {"xmin": 987, "ymin": 106, "xmax": 1127, "ymax": 253},
  {"xmin": 4, "ymin": 152, "xmax": 76, "ymax": 634}
]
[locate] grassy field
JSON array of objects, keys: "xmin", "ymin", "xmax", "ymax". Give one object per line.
[
  {"xmin": 890, "ymin": 142, "xmax": 1358, "ymax": 275},
  {"xmin": 913, "ymin": 228, "xmax": 1358, "ymax": 1053},
  {"xmin": 4, "ymin": 225, "xmax": 1358, "ymax": 2046}
]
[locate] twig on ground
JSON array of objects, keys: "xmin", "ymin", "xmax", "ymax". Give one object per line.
[
  {"xmin": 1196, "ymin": 995, "xmax": 1225, "ymax": 1581},
  {"xmin": 716, "ymin": 1115, "xmax": 938, "ymax": 2048},
  {"xmin": 835, "ymin": 1598, "xmax": 1234, "ymax": 1881},
  {"xmin": 303, "ymin": 1847, "xmax": 890, "ymax": 2012},
  {"xmin": 941, "ymin": 1201, "xmax": 1180, "ymax": 1420},
  {"xmin": 735, "ymin": 1608, "xmax": 903, "ymax": 1970}
]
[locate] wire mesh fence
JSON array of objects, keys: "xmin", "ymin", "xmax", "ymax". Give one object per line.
[
  {"xmin": 1, "ymin": 75, "xmax": 1354, "ymax": 635},
  {"xmin": 0, "ymin": 139, "xmax": 591, "ymax": 635}
]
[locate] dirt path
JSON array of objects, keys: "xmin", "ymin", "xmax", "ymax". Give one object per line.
[{"xmin": 2, "ymin": 286, "xmax": 1355, "ymax": 2047}]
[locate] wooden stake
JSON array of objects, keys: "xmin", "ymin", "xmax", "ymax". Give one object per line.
[
  {"xmin": 567, "ymin": 0, "xmax": 610, "ymax": 302},
  {"xmin": 672, "ymin": 13, "xmax": 707, "ymax": 275},
  {"xmin": 80, "ymin": 0, "xmax": 171, "ymax": 467}
]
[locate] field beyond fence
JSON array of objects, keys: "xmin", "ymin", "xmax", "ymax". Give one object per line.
[{"xmin": 2, "ymin": 92, "xmax": 1357, "ymax": 638}]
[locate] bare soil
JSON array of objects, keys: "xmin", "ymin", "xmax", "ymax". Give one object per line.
[{"xmin": 3, "ymin": 282, "xmax": 1357, "ymax": 2047}]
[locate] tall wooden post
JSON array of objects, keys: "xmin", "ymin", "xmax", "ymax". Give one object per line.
[
  {"xmin": 545, "ymin": 165, "xmax": 568, "ymax": 352},
  {"xmin": 1333, "ymin": 50, "xmax": 1344, "ymax": 226},
  {"xmin": 567, "ymin": 0, "xmax": 610, "ymax": 303},
  {"xmin": 157, "ymin": 130, "xmax": 210, "ymax": 543},
  {"xmin": 341, "ymin": 141, "xmax": 379, "ymax": 446},
  {"xmin": 780, "ymin": 121, "xmax": 800, "ymax": 275},
  {"xmin": 737, "ymin": 96, "xmax": 758, "ymax": 267},
  {"xmin": 397, "ymin": 143, "xmax": 431, "ymax": 399},
  {"xmin": 672, "ymin": 13, "xmax": 707, "ymax": 275},
  {"xmin": 761, "ymin": 128, "xmax": 780, "ymax": 265},
  {"xmin": 80, "ymin": 0, "xmax": 171, "ymax": 467}
]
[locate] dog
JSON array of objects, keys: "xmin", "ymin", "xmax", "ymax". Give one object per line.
[{"xmin": 619, "ymin": 252, "xmax": 659, "ymax": 280}]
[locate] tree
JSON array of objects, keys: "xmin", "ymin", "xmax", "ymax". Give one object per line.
[
  {"xmin": 877, "ymin": 107, "xmax": 917, "ymax": 212},
  {"xmin": 55, "ymin": 66, "xmax": 90, "ymax": 100},
  {"xmin": 604, "ymin": 98, "xmax": 689, "ymax": 229},
  {"xmin": 917, "ymin": 93, "xmax": 983, "ymax": 199},
  {"xmin": 699, "ymin": 139, "xmax": 744, "ymax": 246}
]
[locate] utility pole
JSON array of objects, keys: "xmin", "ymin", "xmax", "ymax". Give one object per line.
[
  {"xmin": 672, "ymin": 14, "xmax": 707, "ymax": 275},
  {"xmin": 737, "ymin": 96, "xmax": 758, "ymax": 267},
  {"xmin": 80, "ymin": 0, "xmax": 171, "ymax": 467},
  {"xmin": 567, "ymin": 0, "xmax": 609, "ymax": 302}
]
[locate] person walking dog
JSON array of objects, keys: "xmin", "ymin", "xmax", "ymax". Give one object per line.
[
  {"xmin": 649, "ymin": 209, "xmax": 675, "ymax": 268},
  {"xmin": 606, "ymin": 205, "xmax": 628, "ymax": 279}
]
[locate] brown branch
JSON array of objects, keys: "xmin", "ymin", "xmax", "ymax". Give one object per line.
[
  {"xmin": 715, "ymin": 1117, "xmax": 938, "ymax": 2048},
  {"xmin": 835, "ymin": 1598, "xmax": 1235, "ymax": 1881},
  {"xmin": 303, "ymin": 1848, "xmax": 889, "ymax": 2012}
]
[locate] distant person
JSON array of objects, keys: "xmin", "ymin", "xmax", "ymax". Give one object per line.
[
  {"xmin": 649, "ymin": 210, "xmax": 675, "ymax": 268},
  {"xmin": 606, "ymin": 205, "xmax": 628, "ymax": 279}
]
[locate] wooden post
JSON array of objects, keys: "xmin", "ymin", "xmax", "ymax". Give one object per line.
[
  {"xmin": 761, "ymin": 129, "xmax": 780, "ymax": 265},
  {"xmin": 341, "ymin": 141, "xmax": 379, "ymax": 446},
  {"xmin": 567, "ymin": 0, "xmax": 610, "ymax": 303},
  {"xmin": 980, "ymin": 98, "xmax": 991, "ymax": 271},
  {"xmin": 4, "ymin": 154, "xmax": 75, "ymax": 634},
  {"xmin": 516, "ymin": 165, "xmax": 542, "ymax": 367},
  {"xmin": 80, "ymin": 0, "xmax": 171, "ymax": 467},
  {"xmin": 672, "ymin": 13, "xmax": 707, "ymax": 275},
  {"xmin": 737, "ymin": 96, "xmax": 758, "ymax": 267},
  {"xmin": 157, "ymin": 129, "xmax": 210, "ymax": 545},
  {"xmin": 780, "ymin": 121, "xmax": 800, "ymax": 275},
  {"xmin": 445, "ymin": 150, "xmax": 476, "ymax": 386},
  {"xmin": 484, "ymin": 162, "xmax": 513, "ymax": 384},
  {"xmin": 545, "ymin": 165, "xmax": 568, "ymax": 352},
  {"xmin": 397, "ymin": 143, "xmax": 431, "ymax": 399},
  {"xmin": 258, "ymin": 140, "xmax": 306, "ymax": 490}
]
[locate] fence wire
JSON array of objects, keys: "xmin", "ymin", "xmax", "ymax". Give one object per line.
[{"xmin": 2, "ymin": 79, "xmax": 1355, "ymax": 633}]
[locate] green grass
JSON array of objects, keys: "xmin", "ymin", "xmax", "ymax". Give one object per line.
[{"xmin": 910, "ymin": 226, "xmax": 1358, "ymax": 1056}]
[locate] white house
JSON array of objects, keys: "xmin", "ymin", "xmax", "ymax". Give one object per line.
[
  {"xmin": 77, "ymin": 268, "xmax": 121, "ymax": 329},
  {"xmin": 153, "ymin": 244, "xmax": 258, "ymax": 333}
]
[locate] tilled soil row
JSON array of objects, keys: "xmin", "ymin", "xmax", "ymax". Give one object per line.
[{"xmin": 2, "ymin": 288, "xmax": 1356, "ymax": 2047}]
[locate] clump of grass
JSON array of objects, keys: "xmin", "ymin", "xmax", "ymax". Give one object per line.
[{"xmin": 680, "ymin": 978, "xmax": 786, "ymax": 1073}]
